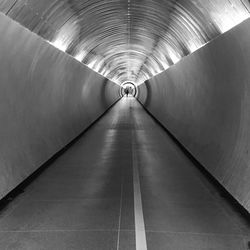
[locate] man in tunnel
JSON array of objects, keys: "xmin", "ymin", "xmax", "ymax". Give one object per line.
[{"xmin": 124, "ymin": 87, "xmax": 129, "ymax": 97}]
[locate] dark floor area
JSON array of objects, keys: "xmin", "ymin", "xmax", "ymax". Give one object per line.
[{"xmin": 0, "ymin": 97, "xmax": 249, "ymax": 249}]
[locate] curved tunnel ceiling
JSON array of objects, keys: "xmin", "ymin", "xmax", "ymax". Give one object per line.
[{"xmin": 0, "ymin": 0, "xmax": 249, "ymax": 85}]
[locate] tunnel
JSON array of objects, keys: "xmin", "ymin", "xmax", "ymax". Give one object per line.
[{"xmin": 0, "ymin": 0, "xmax": 250, "ymax": 249}]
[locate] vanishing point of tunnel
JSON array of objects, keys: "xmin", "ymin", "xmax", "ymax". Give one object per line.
[{"xmin": 0, "ymin": 0, "xmax": 250, "ymax": 249}]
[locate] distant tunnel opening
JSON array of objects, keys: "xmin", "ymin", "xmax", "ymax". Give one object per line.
[{"xmin": 120, "ymin": 82, "xmax": 137, "ymax": 97}]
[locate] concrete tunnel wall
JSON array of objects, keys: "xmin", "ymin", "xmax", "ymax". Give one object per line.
[
  {"xmin": 137, "ymin": 18, "xmax": 250, "ymax": 212},
  {"xmin": 0, "ymin": 13, "xmax": 120, "ymax": 200}
]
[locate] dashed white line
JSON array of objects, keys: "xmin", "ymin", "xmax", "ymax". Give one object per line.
[
  {"xmin": 116, "ymin": 177, "xmax": 124, "ymax": 250},
  {"xmin": 132, "ymin": 130, "xmax": 148, "ymax": 250}
]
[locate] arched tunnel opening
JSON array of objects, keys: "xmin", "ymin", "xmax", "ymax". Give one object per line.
[
  {"xmin": 120, "ymin": 82, "xmax": 137, "ymax": 97},
  {"xmin": 0, "ymin": 0, "xmax": 250, "ymax": 249}
]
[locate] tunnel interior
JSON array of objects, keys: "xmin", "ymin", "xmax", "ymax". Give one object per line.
[{"xmin": 0, "ymin": 0, "xmax": 250, "ymax": 249}]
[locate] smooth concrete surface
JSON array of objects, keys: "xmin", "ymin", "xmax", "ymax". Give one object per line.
[
  {"xmin": 0, "ymin": 98, "xmax": 249, "ymax": 249},
  {"xmin": 138, "ymin": 18, "xmax": 250, "ymax": 212},
  {"xmin": 0, "ymin": 13, "xmax": 120, "ymax": 200}
]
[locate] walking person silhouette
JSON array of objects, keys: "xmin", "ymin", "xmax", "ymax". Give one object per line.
[{"xmin": 124, "ymin": 88, "xmax": 129, "ymax": 97}]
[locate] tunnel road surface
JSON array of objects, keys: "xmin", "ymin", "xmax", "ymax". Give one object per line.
[{"xmin": 0, "ymin": 97, "xmax": 249, "ymax": 249}]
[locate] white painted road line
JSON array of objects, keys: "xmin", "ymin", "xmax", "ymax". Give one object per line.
[
  {"xmin": 116, "ymin": 177, "xmax": 124, "ymax": 250},
  {"xmin": 132, "ymin": 131, "xmax": 148, "ymax": 250}
]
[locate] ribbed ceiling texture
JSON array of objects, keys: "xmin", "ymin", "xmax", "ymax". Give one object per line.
[{"xmin": 0, "ymin": 0, "xmax": 249, "ymax": 85}]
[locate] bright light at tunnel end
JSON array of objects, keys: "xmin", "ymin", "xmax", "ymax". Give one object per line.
[{"xmin": 120, "ymin": 81, "xmax": 137, "ymax": 97}]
